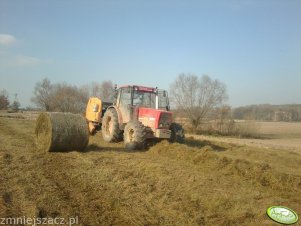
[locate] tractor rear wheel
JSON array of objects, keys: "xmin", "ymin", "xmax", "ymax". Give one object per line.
[
  {"xmin": 101, "ymin": 108, "xmax": 122, "ymax": 142},
  {"xmin": 124, "ymin": 121, "xmax": 147, "ymax": 150},
  {"xmin": 169, "ymin": 123, "xmax": 185, "ymax": 143}
]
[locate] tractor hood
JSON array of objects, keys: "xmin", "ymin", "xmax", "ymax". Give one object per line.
[{"xmin": 137, "ymin": 107, "xmax": 172, "ymax": 130}]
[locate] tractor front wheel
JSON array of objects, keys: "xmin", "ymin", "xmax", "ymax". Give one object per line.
[
  {"xmin": 169, "ymin": 123, "xmax": 185, "ymax": 143},
  {"xmin": 124, "ymin": 121, "xmax": 147, "ymax": 150},
  {"xmin": 101, "ymin": 108, "xmax": 122, "ymax": 142}
]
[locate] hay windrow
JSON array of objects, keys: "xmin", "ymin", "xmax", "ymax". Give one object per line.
[
  {"xmin": 35, "ymin": 112, "xmax": 89, "ymax": 152},
  {"xmin": 149, "ymin": 140, "xmax": 301, "ymax": 192}
]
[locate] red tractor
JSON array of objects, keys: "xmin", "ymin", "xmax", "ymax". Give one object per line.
[{"xmin": 86, "ymin": 85, "xmax": 184, "ymax": 150}]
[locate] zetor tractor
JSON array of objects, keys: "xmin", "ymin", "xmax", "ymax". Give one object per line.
[{"xmin": 86, "ymin": 85, "xmax": 185, "ymax": 150}]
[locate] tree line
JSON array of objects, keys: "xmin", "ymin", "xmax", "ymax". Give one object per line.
[
  {"xmin": 0, "ymin": 90, "xmax": 20, "ymax": 111},
  {"xmin": 4, "ymin": 75, "xmax": 299, "ymax": 136},
  {"xmin": 232, "ymin": 104, "xmax": 301, "ymax": 122},
  {"xmin": 4, "ymin": 74, "xmax": 298, "ymax": 137}
]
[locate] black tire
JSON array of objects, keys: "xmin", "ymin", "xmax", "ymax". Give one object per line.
[
  {"xmin": 124, "ymin": 121, "xmax": 147, "ymax": 150},
  {"xmin": 169, "ymin": 123, "xmax": 185, "ymax": 143},
  {"xmin": 101, "ymin": 108, "xmax": 122, "ymax": 142}
]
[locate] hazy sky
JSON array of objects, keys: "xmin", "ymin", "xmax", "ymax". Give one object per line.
[{"xmin": 0, "ymin": 0, "xmax": 300, "ymax": 107}]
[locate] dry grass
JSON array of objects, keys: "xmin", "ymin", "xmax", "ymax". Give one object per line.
[
  {"xmin": 256, "ymin": 121, "xmax": 301, "ymax": 138},
  {"xmin": 175, "ymin": 118, "xmax": 261, "ymax": 138},
  {"xmin": 0, "ymin": 110, "xmax": 40, "ymax": 120},
  {"xmin": 189, "ymin": 121, "xmax": 301, "ymax": 152},
  {"xmin": 1, "ymin": 117, "xmax": 301, "ymax": 225}
]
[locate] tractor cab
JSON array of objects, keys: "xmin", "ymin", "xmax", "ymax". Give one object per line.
[{"xmin": 115, "ymin": 85, "xmax": 169, "ymax": 109}]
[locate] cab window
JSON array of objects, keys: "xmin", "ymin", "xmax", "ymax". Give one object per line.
[{"xmin": 119, "ymin": 88, "xmax": 131, "ymax": 105}]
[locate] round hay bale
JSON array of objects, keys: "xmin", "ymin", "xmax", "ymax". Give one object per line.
[{"xmin": 35, "ymin": 112, "xmax": 89, "ymax": 152}]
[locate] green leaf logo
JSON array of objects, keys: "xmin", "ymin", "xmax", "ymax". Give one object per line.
[{"xmin": 267, "ymin": 206, "xmax": 298, "ymax": 225}]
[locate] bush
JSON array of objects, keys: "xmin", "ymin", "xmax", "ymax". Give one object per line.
[{"xmin": 232, "ymin": 121, "xmax": 260, "ymax": 138}]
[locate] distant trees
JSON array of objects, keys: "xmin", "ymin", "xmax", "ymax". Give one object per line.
[
  {"xmin": 50, "ymin": 83, "xmax": 89, "ymax": 113},
  {"xmin": 31, "ymin": 78, "xmax": 115, "ymax": 113},
  {"xmin": 86, "ymin": 80, "xmax": 115, "ymax": 102},
  {"xmin": 232, "ymin": 104, "xmax": 301, "ymax": 122},
  {"xmin": 31, "ymin": 78, "xmax": 88, "ymax": 113},
  {"xmin": 11, "ymin": 93, "xmax": 20, "ymax": 111},
  {"xmin": 99, "ymin": 80, "xmax": 115, "ymax": 102},
  {"xmin": 0, "ymin": 90, "xmax": 21, "ymax": 111},
  {"xmin": 0, "ymin": 89, "xmax": 10, "ymax": 110},
  {"xmin": 170, "ymin": 74, "xmax": 228, "ymax": 131}
]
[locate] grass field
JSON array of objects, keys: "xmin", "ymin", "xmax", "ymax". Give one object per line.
[
  {"xmin": 257, "ymin": 121, "xmax": 301, "ymax": 138},
  {"xmin": 1, "ymin": 117, "xmax": 301, "ymax": 225}
]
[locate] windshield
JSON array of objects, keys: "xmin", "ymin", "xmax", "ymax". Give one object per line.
[
  {"xmin": 133, "ymin": 90, "xmax": 156, "ymax": 108},
  {"xmin": 119, "ymin": 87, "xmax": 169, "ymax": 110}
]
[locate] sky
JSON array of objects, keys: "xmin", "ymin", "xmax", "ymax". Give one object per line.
[{"xmin": 0, "ymin": 0, "xmax": 300, "ymax": 108}]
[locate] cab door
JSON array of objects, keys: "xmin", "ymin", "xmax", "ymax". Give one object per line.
[{"xmin": 117, "ymin": 87, "xmax": 132, "ymax": 124}]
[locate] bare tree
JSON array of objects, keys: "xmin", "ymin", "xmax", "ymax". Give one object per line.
[
  {"xmin": 89, "ymin": 81, "xmax": 102, "ymax": 97},
  {"xmin": 170, "ymin": 74, "xmax": 228, "ymax": 131},
  {"xmin": 100, "ymin": 80, "xmax": 115, "ymax": 102},
  {"xmin": 51, "ymin": 83, "xmax": 89, "ymax": 113},
  {"xmin": 31, "ymin": 78, "xmax": 53, "ymax": 111},
  {"xmin": 85, "ymin": 80, "xmax": 115, "ymax": 102},
  {"xmin": 214, "ymin": 105, "xmax": 232, "ymax": 134},
  {"xmin": 0, "ymin": 89, "xmax": 10, "ymax": 110},
  {"xmin": 31, "ymin": 78, "xmax": 89, "ymax": 113}
]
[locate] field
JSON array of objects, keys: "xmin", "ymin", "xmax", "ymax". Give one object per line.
[
  {"xmin": 1, "ymin": 116, "xmax": 301, "ymax": 225},
  {"xmin": 257, "ymin": 121, "xmax": 301, "ymax": 138},
  {"xmin": 192, "ymin": 121, "xmax": 301, "ymax": 151}
]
